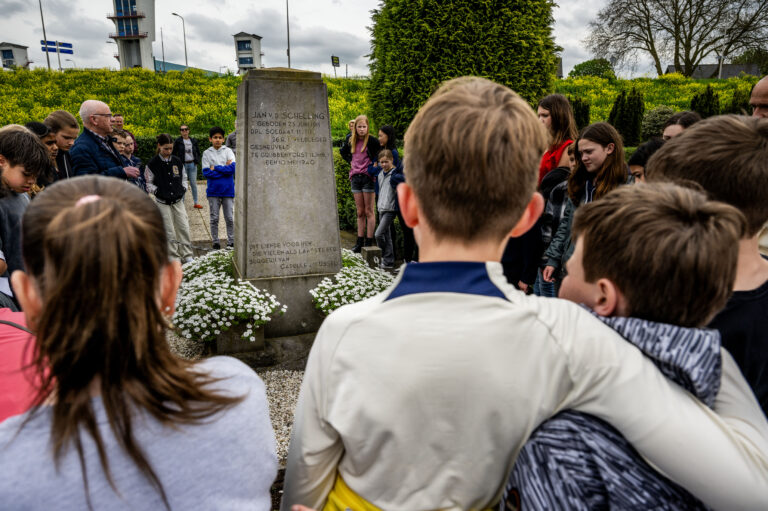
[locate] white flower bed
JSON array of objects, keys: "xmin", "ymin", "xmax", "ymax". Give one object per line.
[
  {"xmin": 310, "ymin": 249, "xmax": 395, "ymax": 315},
  {"xmin": 172, "ymin": 249, "xmax": 286, "ymax": 342}
]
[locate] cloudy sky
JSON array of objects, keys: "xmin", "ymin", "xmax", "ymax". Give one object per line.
[{"xmin": 0, "ymin": 0, "xmax": 664, "ymax": 77}]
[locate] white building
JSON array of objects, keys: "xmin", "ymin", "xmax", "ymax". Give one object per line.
[
  {"xmin": 0, "ymin": 43, "xmax": 31, "ymax": 69},
  {"xmin": 233, "ymin": 32, "xmax": 263, "ymax": 74},
  {"xmin": 108, "ymin": 0, "xmax": 155, "ymax": 70}
]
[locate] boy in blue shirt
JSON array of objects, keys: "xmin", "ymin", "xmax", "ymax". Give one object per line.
[{"xmin": 201, "ymin": 126, "xmax": 236, "ymax": 249}]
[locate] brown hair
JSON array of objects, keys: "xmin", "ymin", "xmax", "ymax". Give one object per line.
[
  {"xmin": 44, "ymin": 110, "xmax": 79, "ymax": 133},
  {"xmin": 378, "ymin": 149, "xmax": 393, "ymax": 161},
  {"xmin": 572, "ymin": 182, "xmax": 745, "ymax": 327},
  {"xmin": 404, "ymin": 77, "xmax": 548, "ymax": 242},
  {"xmin": 568, "ymin": 122, "xmax": 626, "ymax": 204},
  {"xmin": 538, "ymin": 94, "xmax": 577, "ymax": 150},
  {"xmin": 0, "ymin": 124, "xmax": 51, "ymax": 178},
  {"xmin": 646, "ymin": 115, "xmax": 768, "ymax": 236},
  {"xmin": 663, "ymin": 111, "xmax": 701, "ymax": 130},
  {"xmin": 349, "ymin": 114, "xmax": 370, "ymax": 153},
  {"xmin": 21, "ymin": 176, "xmax": 243, "ymax": 509}
]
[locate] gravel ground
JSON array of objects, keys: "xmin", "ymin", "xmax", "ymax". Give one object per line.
[{"xmin": 167, "ymin": 329, "xmax": 304, "ymax": 466}]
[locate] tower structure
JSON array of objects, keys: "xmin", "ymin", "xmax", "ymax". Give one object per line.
[
  {"xmin": 108, "ymin": 0, "xmax": 155, "ymax": 70},
  {"xmin": 233, "ymin": 33, "xmax": 263, "ymax": 74}
]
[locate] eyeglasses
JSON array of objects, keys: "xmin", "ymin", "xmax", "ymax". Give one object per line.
[
  {"xmin": 180, "ymin": 128, "xmax": 189, "ymax": 131},
  {"xmin": 92, "ymin": 113, "xmax": 113, "ymax": 118}
]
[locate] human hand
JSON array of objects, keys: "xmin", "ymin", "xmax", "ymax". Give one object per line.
[
  {"xmin": 123, "ymin": 166, "xmax": 140, "ymax": 178},
  {"xmin": 226, "ymin": 160, "xmax": 233, "ymax": 165},
  {"xmin": 210, "ymin": 164, "xmax": 215, "ymax": 170},
  {"xmin": 542, "ymin": 266, "xmax": 555, "ymax": 283},
  {"xmin": 518, "ymin": 281, "xmax": 529, "ymax": 293}
]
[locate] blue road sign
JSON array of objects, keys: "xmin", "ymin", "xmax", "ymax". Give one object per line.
[
  {"xmin": 58, "ymin": 49, "xmax": 73, "ymax": 54},
  {"xmin": 40, "ymin": 40, "xmax": 56, "ymax": 46},
  {"xmin": 57, "ymin": 42, "xmax": 73, "ymax": 48}
]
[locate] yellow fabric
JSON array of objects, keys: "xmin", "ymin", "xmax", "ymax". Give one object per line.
[
  {"xmin": 322, "ymin": 474, "xmax": 494, "ymax": 511},
  {"xmin": 323, "ymin": 474, "xmax": 382, "ymax": 511}
]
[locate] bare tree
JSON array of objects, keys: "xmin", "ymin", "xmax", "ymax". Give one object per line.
[{"xmin": 586, "ymin": 0, "xmax": 768, "ymax": 77}]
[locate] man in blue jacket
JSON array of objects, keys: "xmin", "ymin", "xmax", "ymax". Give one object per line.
[{"xmin": 70, "ymin": 100, "xmax": 140, "ymax": 180}]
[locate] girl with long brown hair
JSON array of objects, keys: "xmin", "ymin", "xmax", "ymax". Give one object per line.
[
  {"xmin": 0, "ymin": 176, "xmax": 277, "ymax": 509},
  {"xmin": 542, "ymin": 122, "xmax": 627, "ymax": 285},
  {"xmin": 537, "ymin": 94, "xmax": 577, "ymax": 185}
]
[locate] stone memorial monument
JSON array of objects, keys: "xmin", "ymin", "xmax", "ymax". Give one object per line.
[{"xmin": 234, "ymin": 68, "xmax": 341, "ymax": 338}]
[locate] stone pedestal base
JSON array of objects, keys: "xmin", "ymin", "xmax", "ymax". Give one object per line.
[{"xmin": 244, "ymin": 273, "xmax": 332, "ymax": 338}]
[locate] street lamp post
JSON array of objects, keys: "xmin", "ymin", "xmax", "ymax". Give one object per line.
[
  {"xmin": 286, "ymin": 0, "xmax": 291, "ymax": 68},
  {"xmin": 38, "ymin": 0, "xmax": 51, "ymax": 70},
  {"xmin": 65, "ymin": 58, "xmax": 76, "ymax": 68},
  {"xmin": 171, "ymin": 12, "xmax": 188, "ymax": 69}
]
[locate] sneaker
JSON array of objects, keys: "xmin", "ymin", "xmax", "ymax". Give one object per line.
[
  {"xmin": 183, "ymin": 256, "xmax": 194, "ymax": 264},
  {"xmin": 212, "ymin": 242, "xmax": 221, "ymax": 250},
  {"xmin": 380, "ymin": 264, "xmax": 395, "ymax": 270},
  {"xmin": 194, "ymin": 203, "xmax": 203, "ymax": 209}
]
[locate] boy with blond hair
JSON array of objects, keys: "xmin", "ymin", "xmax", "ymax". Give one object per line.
[
  {"xmin": 506, "ymin": 182, "xmax": 762, "ymax": 510},
  {"xmin": 281, "ymin": 78, "xmax": 768, "ymax": 511},
  {"xmin": 646, "ymin": 115, "xmax": 768, "ymax": 417}
]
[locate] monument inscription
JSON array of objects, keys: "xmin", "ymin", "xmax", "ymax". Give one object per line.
[{"xmin": 235, "ymin": 68, "xmax": 342, "ymax": 337}]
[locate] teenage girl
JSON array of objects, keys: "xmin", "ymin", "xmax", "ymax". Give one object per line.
[
  {"xmin": 43, "ymin": 110, "xmax": 79, "ymax": 180},
  {"xmin": 537, "ymin": 94, "xmax": 577, "ymax": 185},
  {"xmin": 542, "ymin": 122, "xmax": 627, "ymax": 284},
  {"xmin": 339, "ymin": 115, "xmax": 381, "ymax": 252},
  {"xmin": 0, "ymin": 176, "xmax": 277, "ymax": 508}
]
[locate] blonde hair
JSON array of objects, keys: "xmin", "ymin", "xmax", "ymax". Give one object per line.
[
  {"xmin": 350, "ymin": 114, "xmax": 370, "ymax": 153},
  {"xmin": 404, "ymin": 77, "xmax": 548, "ymax": 242}
]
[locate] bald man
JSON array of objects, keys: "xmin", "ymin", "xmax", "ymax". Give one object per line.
[
  {"xmin": 751, "ymin": 76, "xmax": 768, "ymax": 118},
  {"xmin": 70, "ymin": 100, "xmax": 139, "ymax": 179}
]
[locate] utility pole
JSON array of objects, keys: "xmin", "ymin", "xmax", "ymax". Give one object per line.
[
  {"xmin": 55, "ymin": 41, "xmax": 62, "ymax": 71},
  {"xmin": 38, "ymin": 0, "xmax": 51, "ymax": 70},
  {"xmin": 286, "ymin": 0, "xmax": 291, "ymax": 68},
  {"xmin": 172, "ymin": 12, "xmax": 188, "ymax": 69},
  {"xmin": 161, "ymin": 27, "xmax": 166, "ymax": 72}
]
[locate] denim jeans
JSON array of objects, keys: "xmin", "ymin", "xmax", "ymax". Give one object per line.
[
  {"xmin": 375, "ymin": 211, "xmax": 397, "ymax": 267},
  {"xmin": 209, "ymin": 196, "xmax": 234, "ymax": 245},
  {"xmin": 184, "ymin": 162, "xmax": 199, "ymax": 204},
  {"xmin": 533, "ymin": 269, "xmax": 558, "ymax": 297}
]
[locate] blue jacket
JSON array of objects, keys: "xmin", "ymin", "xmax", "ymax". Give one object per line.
[
  {"xmin": 70, "ymin": 129, "xmax": 127, "ymax": 179},
  {"xmin": 202, "ymin": 162, "xmax": 236, "ymax": 197}
]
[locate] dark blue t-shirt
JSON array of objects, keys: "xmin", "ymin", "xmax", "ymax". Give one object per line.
[{"xmin": 708, "ymin": 270, "xmax": 768, "ymax": 417}]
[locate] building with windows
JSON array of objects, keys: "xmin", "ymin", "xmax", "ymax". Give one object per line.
[
  {"xmin": 108, "ymin": 0, "xmax": 156, "ymax": 70},
  {"xmin": 233, "ymin": 32, "xmax": 263, "ymax": 74},
  {"xmin": 0, "ymin": 43, "xmax": 31, "ymax": 69}
]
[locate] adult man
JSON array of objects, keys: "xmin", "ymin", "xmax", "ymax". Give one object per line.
[
  {"xmin": 172, "ymin": 124, "xmax": 202, "ymax": 208},
  {"xmin": 751, "ymin": 75, "xmax": 768, "ymax": 118},
  {"xmin": 70, "ymin": 100, "xmax": 139, "ymax": 180}
]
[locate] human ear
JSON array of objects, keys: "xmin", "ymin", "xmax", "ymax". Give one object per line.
[
  {"xmin": 605, "ymin": 143, "xmax": 615, "ymax": 155},
  {"xmin": 397, "ymin": 183, "xmax": 420, "ymax": 229},
  {"xmin": 160, "ymin": 261, "xmax": 183, "ymax": 316},
  {"xmin": 508, "ymin": 192, "xmax": 544, "ymax": 237},
  {"xmin": 593, "ymin": 278, "xmax": 622, "ymax": 317},
  {"xmin": 11, "ymin": 270, "xmax": 42, "ymax": 331}
]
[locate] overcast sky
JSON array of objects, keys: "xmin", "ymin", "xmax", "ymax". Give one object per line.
[{"xmin": 1, "ymin": 0, "xmax": 665, "ymax": 77}]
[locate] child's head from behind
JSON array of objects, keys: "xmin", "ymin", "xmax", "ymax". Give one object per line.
[
  {"xmin": 404, "ymin": 77, "xmax": 548, "ymax": 243},
  {"xmin": 209, "ymin": 126, "xmax": 226, "ymax": 148},
  {"xmin": 156, "ymin": 133, "xmax": 174, "ymax": 157},
  {"xmin": 378, "ymin": 149, "xmax": 394, "ymax": 171},
  {"xmin": 646, "ymin": 115, "xmax": 768, "ymax": 237},
  {"xmin": 0, "ymin": 125, "xmax": 51, "ymax": 193},
  {"xmin": 561, "ymin": 182, "xmax": 745, "ymax": 327}
]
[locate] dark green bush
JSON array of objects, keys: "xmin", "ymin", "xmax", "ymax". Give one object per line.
[
  {"xmin": 568, "ymin": 58, "xmax": 616, "ymax": 80},
  {"xmin": 369, "ymin": 0, "xmax": 558, "ymax": 137},
  {"xmin": 641, "ymin": 105, "xmax": 675, "ymax": 140},
  {"xmin": 723, "ymin": 87, "xmax": 751, "ymax": 115},
  {"xmin": 569, "ymin": 95, "xmax": 591, "ymax": 130},
  {"xmin": 333, "ymin": 149, "xmax": 357, "ymax": 231},
  {"xmin": 608, "ymin": 88, "xmax": 644, "ymax": 146},
  {"xmin": 690, "ymin": 85, "xmax": 721, "ymax": 118}
]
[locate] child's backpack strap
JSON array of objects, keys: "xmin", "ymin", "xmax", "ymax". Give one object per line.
[{"xmin": 0, "ymin": 319, "xmax": 33, "ymax": 334}]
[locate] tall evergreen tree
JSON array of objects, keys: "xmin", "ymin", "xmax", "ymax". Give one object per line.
[{"xmin": 369, "ymin": 0, "xmax": 558, "ymax": 137}]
